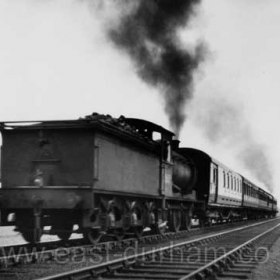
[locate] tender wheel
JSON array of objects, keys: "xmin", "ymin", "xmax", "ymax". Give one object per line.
[
  {"xmin": 169, "ymin": 210, "xmax": 182, "ymax": 232},
  {"xmin": 16, "ymin": 211, "xmax": 42, "ymax": 243},
  {"xmin": 84, "ymin": 228, "xmax": 103, "ymax": 244},
  {"xmin": 52, "ymin": 224, "xmax": 73, "ymax": 242},
  {"xmin": 21, "ymin": 229, "xmax": 42, "ymax": 244}
]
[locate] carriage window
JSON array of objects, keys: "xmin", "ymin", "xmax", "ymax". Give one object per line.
[{"xmin": 213, "ymin": 168, "xmax": 216, "ymax": 183}]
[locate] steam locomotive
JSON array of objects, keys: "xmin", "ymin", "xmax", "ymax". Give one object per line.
[{"xmin": 0, "ymin": 113, "xmax": 277, "ymax": 243}]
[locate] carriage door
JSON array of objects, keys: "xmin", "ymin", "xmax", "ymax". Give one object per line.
[{"xmin": 209, "ymin": 163, "xmax": 218, "ymax": 203}]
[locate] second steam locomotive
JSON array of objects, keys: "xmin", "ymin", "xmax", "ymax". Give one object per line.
[{"xmin": 0, "ymin": 113, "xmax": 277, "ymax": 243}]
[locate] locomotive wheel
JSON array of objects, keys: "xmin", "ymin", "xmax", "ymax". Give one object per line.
[
  {"xmin": 133, "ymin": 226, "xmax": 143, "ymax": 239},
  {"xmin": 151, "ymin": 223, "xmax": 166, "ymax": 235},
  {"xmin": 207, "ymin": 218, "xmax": 213, "ymax": 227},
  {"xmin": 169, "ymin": 210, "xmax": 182, "ymax": 232},
  {"xmin": 199, "ymin": 218, "xmax": 205, "ymax": 228},
  {"xmin": 113, "ymin": 229, "xmax": 125, "ymax": 241},
  {"xmin": 182, "ymin": 212, "xmax": 192, "ymax": 231},
  {"xmin": 84, "ymin": 228, "xmax": 102, "ymax": 244},
  {"xmin": 150, "ymin": 214, "xmax": 167, "ymax": 235}
]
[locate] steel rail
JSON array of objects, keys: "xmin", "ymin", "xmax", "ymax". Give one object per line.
[
  {"xmin": 0, "ymin": 225, "xmax": 200, "ymax": 268},
  {"xmin": 179, "ymin": 221, "xmax": 280, "ymax": 280},
  {"xmin": 0, "ymin": 217, "xmax": 249, "ymax": 269},
  {"xmin": 35, "ymin": 217, "xmax": 280, "ymax": 280}
]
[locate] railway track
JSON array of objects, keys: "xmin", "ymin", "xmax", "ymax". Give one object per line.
[
  {"xmin": 0, "ymin": 220, "xmax": 238, "ymax": 266},
  {"xmin": 0, "ymin": 218, "xmax": 278, "ymax": 279},
  {"xmin": 32, "ymin": 217, "xmax": 280, "ymax": 280},
  {"xmin": 0, "ymin": 219, "xmax": 262, "ymax": 268}
]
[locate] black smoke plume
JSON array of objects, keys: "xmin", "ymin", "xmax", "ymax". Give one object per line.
[{"xmin": 106, "ymin": 0, "xmax": 205, "ymax": 136}]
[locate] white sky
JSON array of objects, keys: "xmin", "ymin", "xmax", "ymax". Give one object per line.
[{"xmin": 0, "ymin": 0, "xmax": 280, "ymax": 199}]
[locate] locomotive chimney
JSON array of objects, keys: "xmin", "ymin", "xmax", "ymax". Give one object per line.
[{"xmin": 172, "ymin": 139, "xmax": 180, "ymax": 150}]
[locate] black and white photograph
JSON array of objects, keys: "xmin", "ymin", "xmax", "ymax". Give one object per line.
[{"xmin": 0, "ymin": 1, "xmax": 279, "ymax": 279}]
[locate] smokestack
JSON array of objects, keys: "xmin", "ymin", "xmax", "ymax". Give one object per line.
[
  {"xmin": 172, "ymin": 139, "xmax": 180, "ymax": 150},
  {"xmin": 105, "ymin": 0, "xmax": 206, "ymax": 136}
]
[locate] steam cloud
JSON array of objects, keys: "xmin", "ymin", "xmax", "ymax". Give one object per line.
[
  {"xmin": 195, "ymin": 98, "xmax": 273, "ymax": 190},
  {"xmin": 105, "ymin": 0, "xmax": 205, "ymax": 136},
  {"xmin": 97, "ymin": 0, "xmax": 273, "ymax": 189}
]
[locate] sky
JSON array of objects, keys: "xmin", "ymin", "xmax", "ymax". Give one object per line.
[{"xmin": 0, "ymin": 0, "xmax": 280, "ymax": 199}]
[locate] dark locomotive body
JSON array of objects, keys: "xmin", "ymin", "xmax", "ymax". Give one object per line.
[{"xmin": 0, "ymin": 114, "xmax": 277, "ymax": 243}]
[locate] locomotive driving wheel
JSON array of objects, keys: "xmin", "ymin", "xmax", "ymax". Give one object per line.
[
  {"xmin": 151, "ymin": 222, "xmax": 166, "ymax": 235},
  {"xmin": 84, "ymin": 228, "xmax": 103, "ymax": 245},
  {"xmin": 169, "ymin": 210, "xmax": 182, "ymax": 232},
  {"xmin": 151, "ymin": 210, "xmax": 167, "ymax": 235},
  {"xmin": 133, "ymin": 226, "xmax": 144, "ymax": 239},
  {"xmin": 182, "ymin": 212, "xmax": 192, "ymax": 231},
  {"xmin": 111, "ymin": 228, "xmax": 125, "ymax": 241}
]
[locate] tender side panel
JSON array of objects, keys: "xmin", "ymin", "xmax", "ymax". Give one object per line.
[
  {"xmin": 1, "ymin": 129, "xmax": 94, "ymax": 187},
  {"xmin": 0, "ymin": 188, "xmax": 93, "ymax": 209},
  {"xmin": 94, "ymin": 132, "xmax": 160, "ymax": 196}
]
